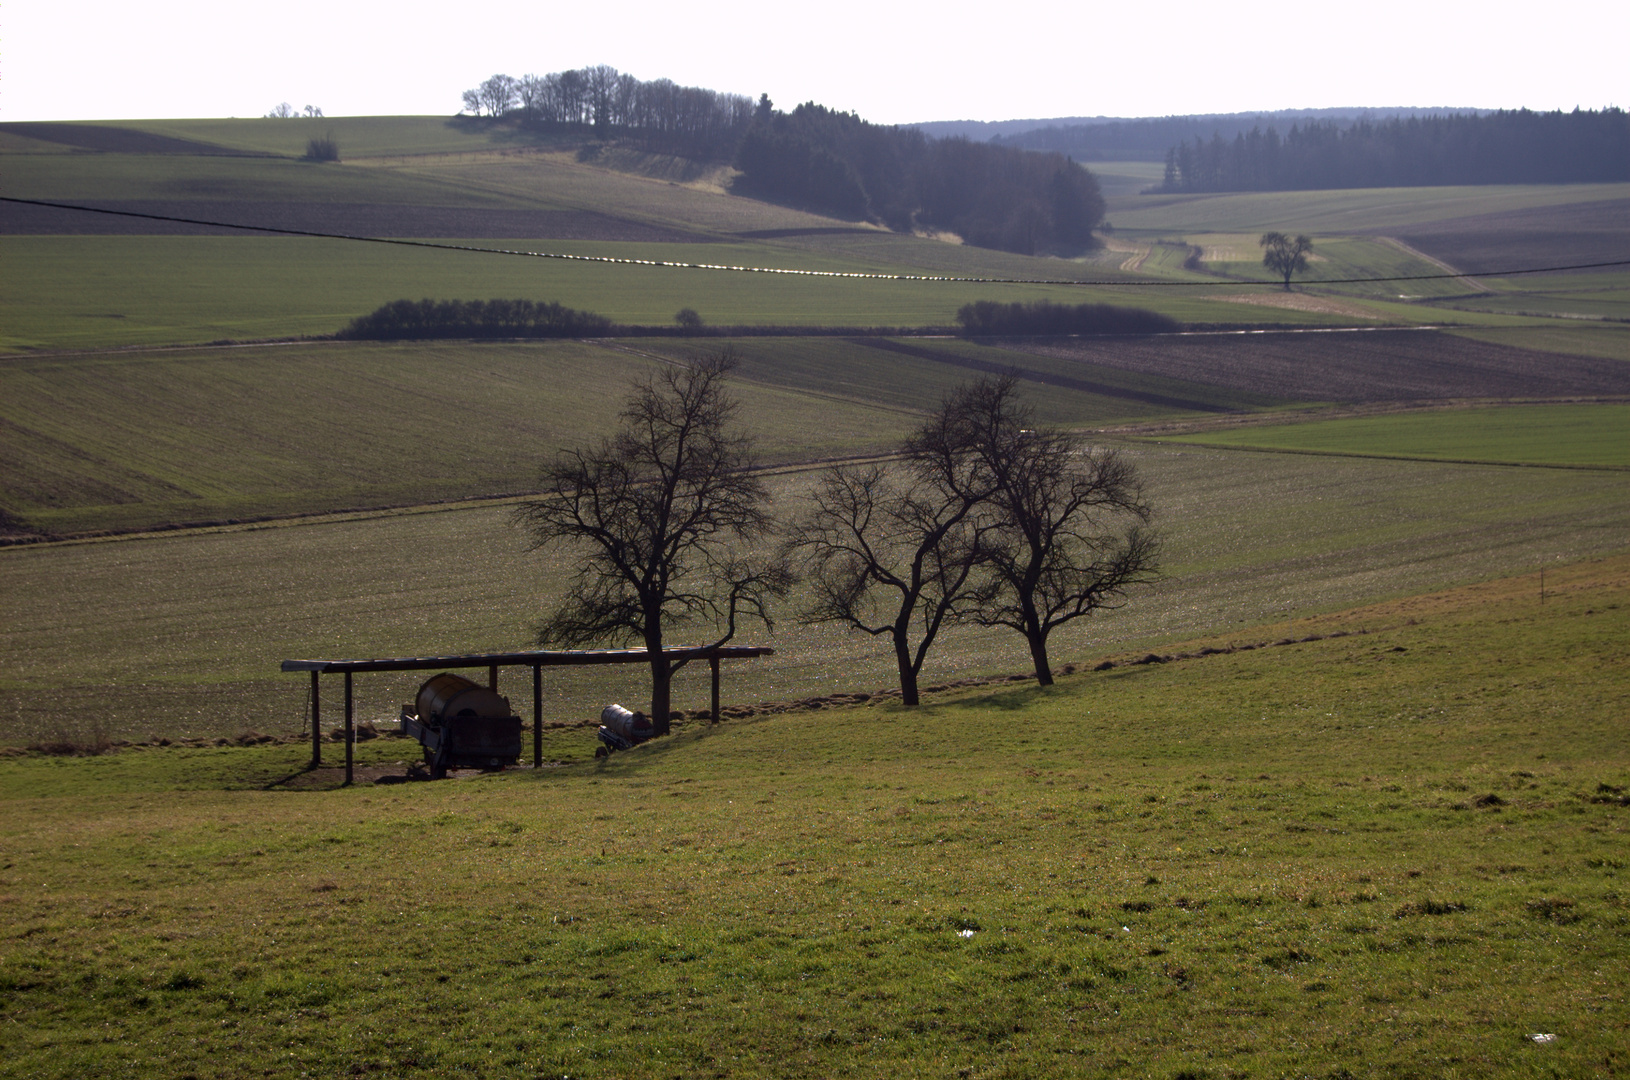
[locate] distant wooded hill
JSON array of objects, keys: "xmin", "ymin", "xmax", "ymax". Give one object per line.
[
  {"xmin": 917, "ymin": 108, "xmax": 1486, "ymax": 159},
  {"xmin": 461, "ymin": 67, "xmax": 1103, "ymax": 256},
  {"xmin": 1154, "ymin": 109, "xmax": 1629, "ymax": 192}
]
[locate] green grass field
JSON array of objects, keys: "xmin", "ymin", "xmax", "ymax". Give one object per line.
[
  {"xmin": 1, "ymin": 557, "xmax": 1625, "ymax": 1078},
  {"xmin": 3, "ymin": 113, "xmax": 1629, "ymax": 1079},
  {"xmin": 1162, "ymin": 404, "xmax": 1630, "ymax": 468}
]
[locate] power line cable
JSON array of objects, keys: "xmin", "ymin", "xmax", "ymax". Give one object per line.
[{"xmin": 5, "ymin": 195, "xmax": 1628, "ymax": 287}]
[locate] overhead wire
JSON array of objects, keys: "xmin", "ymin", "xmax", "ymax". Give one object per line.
[{"xmin": 5, "ymin": 195, "xmax": 1628, "ymax": 288}]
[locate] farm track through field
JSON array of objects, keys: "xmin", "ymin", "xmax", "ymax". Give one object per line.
[
  {"xmin": 1383, "ymin": 197, "xmax": 1630, "ymax": 275},
  {"xmin": 1376, "ymin": 236, "xmax": 1492, "ymax": 292},
  {"xmin": 1010, "ymin": 329, "xmax": 1630, "ymax": 402}
]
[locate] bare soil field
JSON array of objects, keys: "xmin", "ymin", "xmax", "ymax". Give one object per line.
[
  {"xmin": 1008, "ymin": 329, "xmax": 1630, "ymax": 402},
  {"xmin": 1383, "ymin": 197, "xmax": 1630, "ymax": 274},
  {"xmin": 0, "ymin": 199, "xmax": 714, "ymax": 242}
]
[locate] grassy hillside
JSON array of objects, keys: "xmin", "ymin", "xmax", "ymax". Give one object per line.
[
  {"xmin": 4, "ymin": 443, "xmax": 1625, "ymax": 746},
  {"xmin": 1, "ymin": 556, "xmax": 1624, "ymax": 1077}
]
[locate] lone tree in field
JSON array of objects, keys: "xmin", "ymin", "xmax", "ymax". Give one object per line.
[
  {"xmin": 942, "ymin": 376, "xmax": 1160, "ymax": 685},
  {"xmin": 1260, "ymin": 232, "xmax": 1314, "ymax": 291},
  {"xmin": 514, "ymin": 349, "xmax": 790, "ymax": 731},
  {"xmin": 784, "ymin": 410, "xmax": 993, "ymax": 706}
]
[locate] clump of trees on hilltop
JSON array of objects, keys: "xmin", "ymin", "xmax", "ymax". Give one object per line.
[
  {"xmin": 733, "ymin": 102, "xmax": 1104, "ymax": 255},
  {"xmin": 1156, "ymin": 108, "xmax": 1629, "ymax": 192},
  {"xmin": 459, "ymin": 67, "xmax": 1105, "ymax": 256}
]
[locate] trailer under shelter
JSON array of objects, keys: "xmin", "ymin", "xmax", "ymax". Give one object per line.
[{"xmin": 280, "ymin": 645, "xmax": 774, "ymax": 783}]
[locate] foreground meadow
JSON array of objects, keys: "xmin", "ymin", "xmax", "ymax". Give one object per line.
[{"xmin": 1, "ymin": 556, "xmax": 1625, "ymax": 1078}]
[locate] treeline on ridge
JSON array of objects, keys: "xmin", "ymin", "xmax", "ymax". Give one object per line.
[
  {"xmin": 338, "ymin": 299, "xmax": 612, "ymax": 340},
  {"xmin": 1156, "ymin": 108, "xmax": 1629, "ymax": 192},
  {"xmin": 956, "ymin": 300, "xmax": 1179, "ymax": 337},
  {"xmin": 460, "ymin": 68, "xmax": 1104, "ymax": 256}
]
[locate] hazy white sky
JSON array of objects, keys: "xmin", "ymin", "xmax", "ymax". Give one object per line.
[{"xmin": 4, "ymin": 0, "xmax": 1624, "ymax": 124}]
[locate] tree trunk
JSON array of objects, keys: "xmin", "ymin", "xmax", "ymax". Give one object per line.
[
  {"xmin": 893, "ymin": 630, "xmax": 920, "ymax": 706},
  {"xmin": 649, "ymin": 656, "xmax": 673, "ymax": 736},
  {"xmin": 1027, "ymin": 630, "xmax": 1054, "ymax": 687}
]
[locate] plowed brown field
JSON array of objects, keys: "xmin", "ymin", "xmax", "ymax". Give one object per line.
[{"xmin": 1007, "ymin": 328, "xmax": 1630, "ymax": 402}]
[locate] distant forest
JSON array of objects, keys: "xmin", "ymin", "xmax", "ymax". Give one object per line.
[
  {"xmin": 460, "ymin": 68, "xmax": 1103, "ymax": 255},
  {"xmin": 979, "ymin": 109, "xmax": 1483, "ymax": 160},
  {"xmin": 1154, "ymin": 109, "xmax": 1628, "ymax": 192}
]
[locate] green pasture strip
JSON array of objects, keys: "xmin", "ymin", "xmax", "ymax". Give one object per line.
[
  {"xmin": 1196, "ymin": 235, "xmax": 1471, "ymax": 300},
  {"xmin": 3, "ymin": 447, "xmax": 1625, "ymax": 745},
  {"xmin": 1448, "ymin": 323, "xmax": 1630, "ymax": 361},
  {"xmin": 1160, "ymin": 404, "xmax": 1630, "ymax": 467},
  {"xmin": 0, "ymin": 233, "xmax": 1356, "ymax": 353},
  {"xmin": 1109, "ymin": 182, "xmax": 1630, "ymax": 234},
  {"xmin": 1422, "ymin": 278, "xmax": 1630, "ymax": 322},
  {"xmin": 0, "ymin": 563, "xmax": 1624, "ymax": 1077},
  {"xmin": 0, "ymin": 340, "xmax": 930, "ymax": 534}
]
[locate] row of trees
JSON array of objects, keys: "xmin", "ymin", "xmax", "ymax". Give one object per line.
[
  {"xmin": 458, "ymin": 69, "xmax": 1106, "ymax": 256},
  {"xmin": 1156, "ymin": 108, "xmax": 1629, "ymax": 192},
  {"xmin": 515, "ymin": 352, "xmax": 1158, "ymax": 722},
  {"xmin": 463, "ymin": 67, "xmax": 756, "ymax": 159},
  {"xmin": 266, "ymin": 103, "xmax": 323, "ymax": 119}
]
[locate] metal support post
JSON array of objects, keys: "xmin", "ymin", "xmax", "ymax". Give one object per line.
[
  {"xmin": 533, "ymin": 664, "xmax": 543, "ymax": 767},
  {"xmin": 310, "ymin": 671, "xmax": 321, "ymax": 768},
  {"xmin": 344, "ymin": 672, "xmax": 354, "ymax": 785}
]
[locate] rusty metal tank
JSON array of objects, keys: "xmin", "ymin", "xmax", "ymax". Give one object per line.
[{"xmin": 416, "ymin": 673, "xmax": 511, "ymax": 725}]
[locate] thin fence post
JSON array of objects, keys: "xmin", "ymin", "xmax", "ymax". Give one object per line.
[
  {"xmin": 344, "ymin": 672, "xmax": 354, "ymax": 786},
  {"xmin": 533, "ymin": 664, "xmax": 543, "ymax": 768},
  {"xmin": 310, "ymin": 671, "xmax": 321, "ymax": 768},
  {"xmin": 489, "ymin": 664, "xmax": 499, "ymax": 691}
]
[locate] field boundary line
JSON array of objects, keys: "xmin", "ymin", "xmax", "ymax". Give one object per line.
[
  {"xmin": 1134, "ymin": 438, "xmax": 1630, "ymax": 471},
  {"xmin": 1377, "ymin": 236, "xmax": 1494, "ymax": 293}
]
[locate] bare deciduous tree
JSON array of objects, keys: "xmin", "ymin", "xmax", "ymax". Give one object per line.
[
  {"xmin": 785, "ymin": 408, "xmax": 993, "ymax": 705},
  {"xmin": 1260, "ymin": 231, "xmax": 1314, "ymax": 291},
  {"xmin": 514, "ymin": 349, "xmax": 789, "ymax": 730},
  {"xmin": 939, "ymin": 376, "xmax": 1159, "ymax": 685}
]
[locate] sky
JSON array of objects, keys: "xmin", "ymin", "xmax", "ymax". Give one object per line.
[{"xmin": 4, "ymin": 0, "xmax": 1625, "ymax": 125}]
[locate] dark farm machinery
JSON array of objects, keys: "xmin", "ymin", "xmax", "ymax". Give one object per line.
[{"xmin": 400, "ymin": 673, "xmax": 522, "ymax": 778}]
